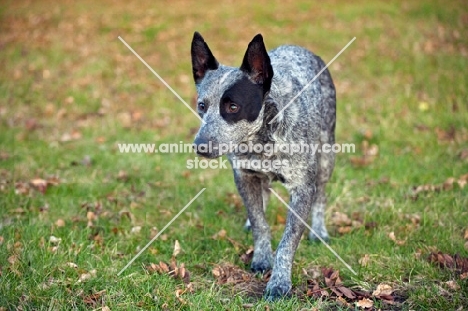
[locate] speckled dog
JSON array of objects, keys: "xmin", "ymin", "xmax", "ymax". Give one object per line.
[{"xmin": 191, "ymin": 32, "xmax": 336, "ymax": 300}]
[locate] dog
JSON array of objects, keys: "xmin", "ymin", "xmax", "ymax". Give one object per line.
[{"xmin": 191, "ymin": 32, "xmax": 336, "ymax": 300}]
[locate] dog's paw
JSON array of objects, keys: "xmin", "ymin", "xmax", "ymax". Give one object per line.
[
  {"xmin": 264, "ymin": 278, "xmax": 292, "ymax": 301},
  {"xmin": 251, "ymin": 258, "xmax": 272, "ymax": 274}
]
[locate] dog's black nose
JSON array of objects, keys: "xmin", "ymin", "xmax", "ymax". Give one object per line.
[{"xmin": 193, "ymin": 137, "xmax": 212, "ymax": 158}]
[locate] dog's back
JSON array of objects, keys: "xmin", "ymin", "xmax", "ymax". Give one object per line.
[{"xmin": 267, "ymin": 45, "xmax": 336, "ymax": 146}]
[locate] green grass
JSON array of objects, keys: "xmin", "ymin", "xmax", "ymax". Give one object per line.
[{"xmin": 1, "ymin": 0, "xmax": 467, "ymax": 309}]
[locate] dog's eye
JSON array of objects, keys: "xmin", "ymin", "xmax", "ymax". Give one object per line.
[
  {"xmin": 226, "ymin": 103, "xmax": 239, "ymax": 114},
  {"xmin": 198, "ymin": 102, "xmax": 206, "ymax": 112}
]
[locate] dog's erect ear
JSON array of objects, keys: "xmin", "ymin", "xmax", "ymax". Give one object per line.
[
  {"xmin": 191, "ymin": 32, "xmax": 219, "ymax": 84},
  {"xmin": 240, "ymin": 34, "xmax": 273, "ymax": 93}
]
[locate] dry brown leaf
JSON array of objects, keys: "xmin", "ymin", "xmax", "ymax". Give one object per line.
[
  {"xmin": 239, "ymin": 247, "xmax": 254, "ymax": 265},
  {"xmin": 337, "ymin": 285, "xmax": 356, "ymax": 299},
  {"xmin": 211, "ymin": 229, "xmax": 227, "ymax": 240},
  {"xmin": 30, "ymin": 178, "xmax": 48, "ymax": 193},
  {"xmin": 15, "ymin": 182, "xmax": 30, "ymax": 196},
  {"xmin": 60, "ymin": 130, "xmax": 82, "ymax": 142},
  {"xmin": 373, "ymin": 283, "xmax": 393, "ymax": 297},
  {"xmin": 356, "ymin": 297, "xmax": 374, "ymax": 309},
  {"xmin": 225, "ymin": 192, "xmax": 243, "ymax": 209},
  {"xmin": 435, "ymin": 126, "xmax": 456, "ymax": 142},
  {"xmin": 388, "ymin": 231, "xmax": 406, "ymax": 245},
  {"xmin": 464, "ymin": 229, "xmax": 468, "ymax": 240},
  {"xmin": 81, "ymin": 289, "xmax": 105, "ymax": 306},
  {"xmin": 87, "ymin": 211, "xmax": 96, "ymax": 227},
  {"xmin": 359, "ymin": 254, "xmax": 371, "ymax": 267},
  {"xmin": 331, "ymin": 212, "xmax": 352, "ymax": 226},
  {"xmin": 445, "ymin": 280, "xmax": 460, "ymax": 291},
  {"xmin": 55, "ymin": 219, "xmax": 65, "ymax": 227},
  {"xmin": 173, "ymin": 240, "xmax": 182, "ymax": 257},
  {"xmin": 117, "ymin": 170, "xmax": 129, "ymax": 181},
  {"xmin": 66, "ymin": 262, "xmax": 78, "ymax": 269},
  {"xmin": 428, "ymin": 252, "xmax": 468, "ymax": 275},
  {"xmin": 49, "ymin": 236, "xmax": 61, "ymax": 244},
  {"xmin": 212, "ymin": 266, "xmax": 221, "ymax": 278},
  {"xmin": 78, "ymin": 269, "xmax": 97, "ymax": 283},
  {"xmin": 130, "ymin": 226, "xmax": 141, "ymax": 234},
  {"xmin": 159, "ymin": 261, "xmax": 170, "ymax": 273},
  {"xmin": 8, "ymin": 255, "xmax": 18, "ymax": 265},
  {"xmin": 212, "ymin": 263, "xmax": 252, "ymax": 285}
]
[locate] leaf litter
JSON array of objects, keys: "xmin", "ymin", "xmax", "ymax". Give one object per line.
[{"xmin": 210, "ymin": 260, "xmax": 402, "ymax": 308}]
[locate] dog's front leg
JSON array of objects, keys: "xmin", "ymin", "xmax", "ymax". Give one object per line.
[
  {"xmin": 234, "ymin": 170, "xmax": 273, "ymax": 273},
  {"xmin": 265, "ymin": 186, "xmax": 315, "ymax": 300}
]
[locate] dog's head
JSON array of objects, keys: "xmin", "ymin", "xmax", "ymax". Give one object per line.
[{"xmin": 191, "ymin": 32, "xmax": 273, "ymax": 158}]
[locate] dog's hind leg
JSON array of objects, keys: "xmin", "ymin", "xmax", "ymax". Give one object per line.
[
  {"xmin": 235, "ymin": 170, "xmax": 273, "ymax": 273},
  {"xmin": 243, "ymin": 179, "xmax": 270, "ymax": 231},
  {"xmin": 309, "ymin": 135, "xmax": 335, "ymax": 242},
  {"xmin": 308, "ymin": 181, "xmax": 330, "ymax": 241}
]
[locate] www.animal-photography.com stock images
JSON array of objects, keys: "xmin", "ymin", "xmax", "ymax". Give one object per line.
[{"xmin": 1, "ymin": 1, "xmax": 467, "ymax": 310}]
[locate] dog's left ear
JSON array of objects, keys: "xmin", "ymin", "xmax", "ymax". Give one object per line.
[{"xmin": 240, "ymin": 34, "xmax": 273, "ymax": 93}]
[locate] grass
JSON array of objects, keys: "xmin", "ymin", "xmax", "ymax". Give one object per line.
[{"xmin": 1, "ymin": 0, "xmax": 467, "ymax": 309}]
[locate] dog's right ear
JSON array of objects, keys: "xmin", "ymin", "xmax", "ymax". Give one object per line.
[
  {"xmin": 191, "ymin": 32, "xmax": 219, "ymax": 84},
  {"xmin": 240, "ymin": 34, "xmax": 273, "ymax": 94}
]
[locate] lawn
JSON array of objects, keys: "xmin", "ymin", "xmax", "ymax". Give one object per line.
[{"xmin": 0, "ymin": 0, "xmax": 467, "ymax": 310}]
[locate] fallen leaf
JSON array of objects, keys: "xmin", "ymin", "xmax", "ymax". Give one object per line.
[
  {"xmin": 388, "ymin": 231, "xmax": 406, "ymax": 245},
  {"xmin": 130, "ymin": 226, "xmax": 141, "ymax": 234},
  {"xmin": 87, "ymin": 211, "xmax": 96, "ymax": 227},
  {"xmin": 331, "ymin": 212, "xmax": 352, "ymax": 226},
  {"xmin": 359, "ymin": 254, "xmax": 371, "ymax": 267},
  {"xmin": 66, "ymin": 262, "xmax": 78, "ymax": 269},
  {"xmin": 435, "ymin": 126, "xmax": 456, "ymax": 142},
  {"xmin": 212, "ymin": 229, "xmax": 227, "ymax": 240},
  {"xmin": 78, "ymin": 269, "xmax": 97, "ymax": 283},
  {"xmin": 49, "ymin": 236, "xmax": 62, "ymax": 244},
  {"xmin": 81, "ymin": 289, "xmax": 105, "ymax": 306},
  {"xmin": 428, "ymin": 252, "xmax": 468, "ymax": 275},
  {"xmin": 173, "ymin": 240, "xmax": 182, "ymax": 257},
  {"xmin": 60, "ymin": 130, "xmax": 82, "ymax": 142},
  {"xmin": 224, "ymin": 192, "xmax": 243, "ymax": 210},
  {"xmin": 8, "ymin": 255, "xmax": 18, "ymax": 265},
  {"xmin": 239, "ymin": 247, "xmax": 254, "ymax": 265},
  {"xmin": 55, "ymin": 219, "xmax": 65, "ymax": 227},
  {"xmin": 356, "ymin": 297, "xmax": 374, "ymax": 309},
  {"xmin": 15, "ymin": 182, "xmax": 30, "ymax": 196},
  {"xmin": 445, "ymin": 280, "xmax": 460, "ymax": 291},
  {"xmin": 117, "ymin": 170, "xmax": 129, "ymax": 181},
  {"xmin": 212, "ymin": 263, "xmax": 253, "ymax": 285},
  {"xmin": 30, "ymin": 178, "xmax": 48, "ymax": 193},
  {"xmin": 373, "ymin": 283, "xmax": 393, "ymax": 297}
]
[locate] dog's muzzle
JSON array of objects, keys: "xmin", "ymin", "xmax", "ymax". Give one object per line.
[{"xmin": 193, "ymin": 136, "xmax": 220, "ymax": 158}]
